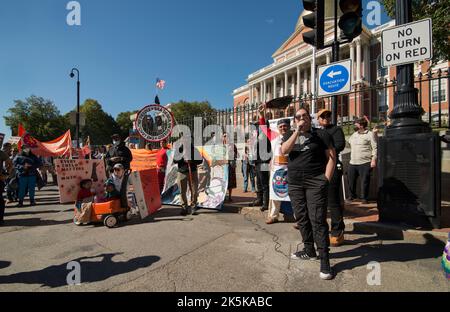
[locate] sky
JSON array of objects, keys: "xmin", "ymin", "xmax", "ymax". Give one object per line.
[{"xmin": 0, "ymin": 0, "xmax": 391, "ymax": 140}]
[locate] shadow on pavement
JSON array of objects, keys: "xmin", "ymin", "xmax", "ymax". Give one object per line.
[
  {"xmin": 332, "ymin": 233, "xmax": 444, "ymax": 274},
  {"xmin": 0, "ymin": 261, "xmax": 11, "ymax": 270},
  {"xmin": 0, "ymin": 253, "xmax": 160, "ymax": 288},
  {"xmin": 2, "ymin": 218, "xmax": 73, "ymax": 227}
]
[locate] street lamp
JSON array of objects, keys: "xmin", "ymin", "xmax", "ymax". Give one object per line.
[{"xmin": 70, "ymin": 68, "xmax": 80, "ymax": 148}]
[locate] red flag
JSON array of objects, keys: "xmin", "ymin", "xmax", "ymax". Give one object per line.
[{"xmin": 18, "ymin": 124, "xmax": 25, "ymax": 151}]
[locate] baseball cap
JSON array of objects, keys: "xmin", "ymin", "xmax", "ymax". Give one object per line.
[{"xmin": 317, "ymin": 109, "xmax": 332, "ymax": 119}]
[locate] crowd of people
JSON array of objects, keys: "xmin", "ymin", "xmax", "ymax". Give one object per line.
[{"xmin": 1, "ymin": 109, "xmax": 379, "ymax": 281}]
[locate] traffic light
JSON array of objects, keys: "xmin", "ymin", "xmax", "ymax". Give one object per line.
[
  {"xmin": 302, "ymin": 0, "xmax": 325, "ymax": 50},
  {"xmin": 338, "ymin": 0, "xmax": 363, "ymax": 41}
]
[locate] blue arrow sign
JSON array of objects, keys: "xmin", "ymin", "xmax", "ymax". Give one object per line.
[{"xmin": 319, "ymin": 64, "xmax": 350, "ymax": 94}]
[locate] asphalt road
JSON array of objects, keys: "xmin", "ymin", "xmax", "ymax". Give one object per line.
[{"xmin": 0, "ymin": 185, "xmax": 448, "ymax": 292}]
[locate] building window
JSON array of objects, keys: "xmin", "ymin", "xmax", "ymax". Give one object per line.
[
  {"xmin": 378, "ymin": 88, "xmax": 389, "ymax": 112},
  {"xmin": 431, "ymin": 79, "xmax": 447, "ymax": 103},
  {"xmin": 377, "ymin": 55, "xmax": 387, "ymax": 78}
]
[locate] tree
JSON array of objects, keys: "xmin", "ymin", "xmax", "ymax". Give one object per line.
[
  {"xmin": 169, "ymin": 100, "xmax": 217, "ymax": 125},
  {"xmin": 4, "ymin": 95, "xmax": 69, "ymax": 141},
  {"xmin": 382, "ymin": 0, "xmax": 450, "ymax": 65},
  {"xmin": 68, "ymin": 99, "xmax": 121, "ymax": 145},
  {"xmin": 116, "ymin": 110, "xmax": 138, "ymax": 139}
]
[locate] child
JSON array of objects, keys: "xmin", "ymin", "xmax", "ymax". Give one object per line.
[
  {"xmin": 76, "ymin": 179, "xmax": 95, "ymax": 210},
  {"xmin": 104, "ymin": 180, "xmax": 121, "ymax": 201}
]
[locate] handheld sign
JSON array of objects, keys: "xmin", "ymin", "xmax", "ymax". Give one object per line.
[
  {"xmin": 318, "ymin": 59, "xmax": 352, "ymax": 97},
  {"xmin": 381, "ymin": 18, "xmax": 432, "ymax": 68}
]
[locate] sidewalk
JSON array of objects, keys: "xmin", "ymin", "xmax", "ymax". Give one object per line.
[{"xmin": 225, "ymin": 188, "xmax": 450, "ymax": 243}]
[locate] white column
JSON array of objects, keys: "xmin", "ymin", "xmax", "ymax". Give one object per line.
[
  {"xmin": 356, "ymin": 39, "xmax": 362, "ymax": 82},
  {"xmin": 349, "ymin": 43, "xmax": 355, "ymax": 82},
  {"xmin": 273, "ymin": 76, "xmax": 277, "ymax": 99},
  {"xmin": 263, "ymin": 80, "xmax": 267, "ymax": 103},
  {"xmin": 296, "ymin": 66, "xmax": 301, "ymax": 98},
  {"xmin": 326, "ymin": 53, "xmax": 331, "ymax": 64},
  {"xmin": 259, "ymin": 82, "xmax": 263, "ymax": 103},
  {"xmin": 364, "ymin": 44, "xmax": 370, "ymax": 81},
  {"xmin": 303, "ymin": 68, "xmax": 308, "ymax": 95},
  {"xmin": 284, "ymin": 71, "xmax": 288, "ymax": 97}
]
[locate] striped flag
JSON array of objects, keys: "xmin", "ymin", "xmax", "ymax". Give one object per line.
[{"xmin": 156, "ymin": 78, "xmax": 166, "ymax": 90}]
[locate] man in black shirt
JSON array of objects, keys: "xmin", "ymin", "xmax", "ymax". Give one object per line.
[
  {"xmin": 281, "ymin": 107, "xmax": 336, "ymax": 280},
  {"xmin": 317, "ymin": 109, "xmax": 346, "ymax": 247},
  {"xmin": 105, "ymin": 134, "xmax": 133, "ymax": 173}
]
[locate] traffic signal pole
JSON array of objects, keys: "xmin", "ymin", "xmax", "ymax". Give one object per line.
[{"xmin": 331, "ymin": 0, "xmax": 340, "ymax": 125}]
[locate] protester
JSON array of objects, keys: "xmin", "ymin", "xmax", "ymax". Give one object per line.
[
  {"xmin": 76, "ymin": 179, "xmax": 95, "ymax": 210},
  {"xmin": 223, "ymin": 133, "xmax": 238, "ymax": 202},
  {"xmin": 347, "ymin": 117, "xmax": 378, "ymax": 205},
  {"xmin": 145, "ymin": 143, "xmax": 153, "ymax": 151},
  {"xmin": 5, "ymin": 146, "xmax": 19, "ymax": 203},
  {"xmin": 174, "ymin": 135, "xmax": 202, "ymax": 216},
  {"xmin": 281, "ymin": 107, "xmax": 336, "ymax": 280},
  {"xmin": 0, "ymin": 145, "xmax": 13, "ymax": 225},
  {"xmin": 13, "ymin": 146, "xmax": 42, "ymax": 207},
  {"xmin": 156, "ymin": 139, "xmax": 169, "ymax": 193},
  {"xmin": 103, "ymin": 180, "xmax": 121, "ymax": 201},
  {"xmin": 266, "ymin": 118, "xmax": 290, "ymax": 225},
  {"xmin": 250, "ymin": 104, "xmax": 273, "ymax": 211},
  {"xmin": 317, "ymin": 109, "xmax": 346, "ymax": 247},
  {"xmin": 107, "ymin": 163, "xmax": 128, "ymax": 208},
  {"xmin": 242, "ymin": 142, "xmax": 256, "ymax": 193},
  {"xmin": 105, "ymin": 134, "xmax": 133, "ymax": 173}
]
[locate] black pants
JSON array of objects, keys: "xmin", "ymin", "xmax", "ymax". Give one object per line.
[
  {"xmin": 0, "ymin": 181, "xmax": 5, "ymax": 222},
  {"xmin": 348, "ymin": 163, "xmax": 371, "ymax": 201},
  {"xmin": 289, "ymin": 174, "xmax": 330, "ymax": 257},
  {"xmin": 328, "ymin": 165, "xmax": 345, "ymax": 236},
  {"xmin": 256, "ymin": 163, "xmax": 270, "ymax": 209}
]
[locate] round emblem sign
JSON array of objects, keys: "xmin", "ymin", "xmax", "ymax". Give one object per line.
[{"xmin": 135, "ymin": 104, "xmax": 174, "ymax": 142}]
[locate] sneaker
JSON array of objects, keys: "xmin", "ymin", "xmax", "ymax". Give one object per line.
[
  {"xmin": 17, "ymin": 202, "xmax": 23, "ymax": 208},
  {"xmin": 319, "ymin": 256, "xmax": 334, "ymax": 280},
  {"xmin": 191, "ymin": 207, "xmax": 199, "ymax": 215},
  {"xmin": 330, "ymin": 232, "xmax": 345, "ymax": 247},
  {"xmin": 30, "ymin": 201, "xmax": 36, "ymax": 207},
  {"xmin": 265, "ymin": 218, "xmax": 278, "ymax": 225},
  {"xmin": 293, "ymin": 223, "xmax": 300, "ymax": 230},
  {"xmin": 291, "ymin": 249, "xmax": 318, "ymax": 260},
  {"xmin": 180, "ymin": 208, "xmax": 188, "ymax": 216},
  {"xmin": 344, "ymin": 198, "xmax": 354, "ymax": 204},
  {"xmin": 260, "ymin": 206, "xmax": 268, "ymax": 212}
]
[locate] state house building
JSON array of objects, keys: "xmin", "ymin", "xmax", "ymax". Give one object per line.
[{"xmin": 232, "ymin": 5, "xmax": 449, "ymax": 125}]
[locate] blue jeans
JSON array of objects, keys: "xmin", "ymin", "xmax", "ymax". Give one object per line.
[
  {"xmin": 242, "ymin": 161, "xmax": 256, "ymax": 192},
  {"xmin": 18, "ymin": 176, "xmax": 36, "ymax": 203}
]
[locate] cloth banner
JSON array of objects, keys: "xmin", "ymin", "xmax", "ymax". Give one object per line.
[
  {"xmin": 130, "ymin": 149, "xmax": 158, "ymax": 171},
  {"xmin": 161, "ymin": 145, "xmax": 229, "ymax": 210},
  {"xmin": 20, "ymin": 127, "xmax": 72, "ymax": 157},
  {"xmin": 268, "ymin": 117, "xmax": 294, "ymax": 202},
  {"xmin": 54, "ymin": 159, "xmax": 107, "ymax": 204},
  {"xmin": 128, "ymin": 169, "xmax": 162, "ymax": 219}
]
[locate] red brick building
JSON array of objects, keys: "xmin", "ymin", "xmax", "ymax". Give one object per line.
[{"xmin": 233, "ymin": 7, "xmax": 449, "ymax": 126}]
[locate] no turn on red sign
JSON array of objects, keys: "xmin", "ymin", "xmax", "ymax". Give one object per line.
[{"xmin": 381, "ymin": 18, "xmax": 433, "ymax": 68}]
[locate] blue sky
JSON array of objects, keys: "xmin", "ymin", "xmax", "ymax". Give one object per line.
[{"xmin": 0, "ymin": 0, "xmax": 390, "ymax": 139}]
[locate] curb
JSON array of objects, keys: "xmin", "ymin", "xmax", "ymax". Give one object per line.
[{"xmin": 225, "ymin": 204, "xmax": 449, "ymax": 244}]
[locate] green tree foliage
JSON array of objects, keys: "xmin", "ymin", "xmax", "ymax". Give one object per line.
[
  {"xmin": 4, "ymin": 95, "xmax": 69, "ymax": 141},
  {"xmin": 169, "ymin": 100, "xmax": 217, "ymax": 125},
  {"xmin": 116, "ymin": 110, "xmax": 138, "ymax": 139},
  {"xmin": 70, "ymin": 99, "xmax": 121, "ymax": 145},
  {"xmin": 382, "ymin": 0, "xmax": 450, "ymax": 65}
]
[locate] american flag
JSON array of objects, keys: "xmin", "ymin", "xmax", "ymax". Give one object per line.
[{"xmin": 156, "ymin": 78, "xmax": 166, "ymax": 90}]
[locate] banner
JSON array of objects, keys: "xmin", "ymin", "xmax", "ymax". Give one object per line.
[
  {"xmin": 161, "ymin": 145, "xmax": 229, "ymax": 210},
  {"xmin": 128, "ymin": 169, "xmax": 161, "ymax": 219},
  {"xmin": 54, "ymin": 159, "xmax": 107, "ymax": 204},
  {"xmin": 21, "ymin": 128, "xmax": 72, "ymax": 157},
  {"xmin": 268, "ymin": 117, "xmax": 293, "ymax": 202},
  {"xmin": 130, "ymin": 149, "xmax": 158, "ymax": 171}
]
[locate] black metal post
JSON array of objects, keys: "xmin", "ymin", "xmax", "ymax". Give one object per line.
[
  {"xmin": 70, "ymin": 68, "xmax": 80, "ymax": 148},
  {"xmin": 438, "ymin": 69, "xmax": 442, "ymax": 128},
  {"xmin": 386, "ymin": 0, "xmax": 429, "ymax": 135},
  {"xmin": 331, "ymin": 0, "xmax": 340, "ymax": 125}
]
